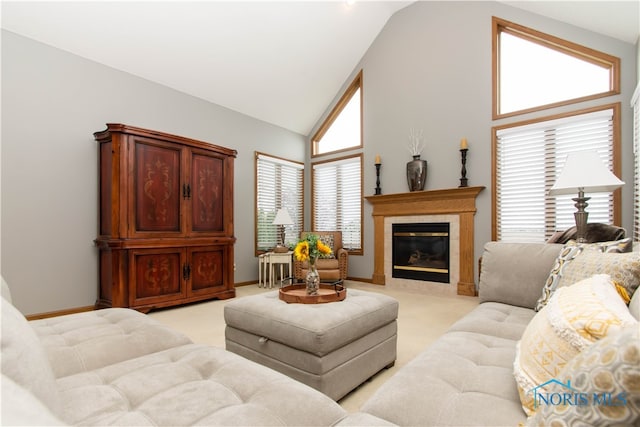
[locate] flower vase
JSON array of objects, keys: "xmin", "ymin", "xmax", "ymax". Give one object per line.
[
  {"xmin": 406, "ymin": 155, "xmax": 427, "ymax": 191},
  {"xmin": 306, "ymin": 258, "xmax": 320, "ymax": 296}
]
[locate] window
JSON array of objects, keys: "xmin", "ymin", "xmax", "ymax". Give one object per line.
[
  {"xmin": 312, "ymin": 71, "xmax": 362, "ymax": 156},
  {"xmin": 255, "ymin": 152, "xmax": 303, "ymax": 253},
  {"xmin": 312, "ymin": 154, "xmax": 363, "ymax": 253},
  {"xmin": 493, "ymin": 17, "xmax": 620, "ymax": 119},
  {"xmin": 494, "ymin": 105, "xmax": 620, "ymax": 242}
]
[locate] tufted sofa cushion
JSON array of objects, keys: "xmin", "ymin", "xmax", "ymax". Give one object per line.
[
  {"xmin": 31, "ymin": 308, "xmax": 193, "ymax": 378},
  {"xmin": 360, "ymin": 302, "xmax": 535, "ymax": 426},
  {"xmin": 478, "ymin": 242, "xmax": 563, "ymax": 309},
  {"xmin": 56, "ymin": 343, "xmax": 348, "ymax": 426}
]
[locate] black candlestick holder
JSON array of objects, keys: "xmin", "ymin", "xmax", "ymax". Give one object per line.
[
  {"xmin": 459, "ymin": 148, "xmax": 468, "ymax": 188},
  {"xmin": 375, "ymin": 163, "xmax": 382, "ymax": 195}
]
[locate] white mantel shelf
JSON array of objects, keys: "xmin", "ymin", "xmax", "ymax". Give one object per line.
[{"xmin": 365, "ymin": 186, "xmax": 485, "ymax": 296}]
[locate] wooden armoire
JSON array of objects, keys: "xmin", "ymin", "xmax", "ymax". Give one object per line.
[{"xmin": 93, "ymin": 124, "xmax": 236, "ymax": 312}]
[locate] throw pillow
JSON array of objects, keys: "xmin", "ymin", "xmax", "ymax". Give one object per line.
[
  {"xmin": 534, "ymin": 238, "xmax": 633, "ymax": 311},
  {"xmin": 318, "ymin": 234, "xmax": 336, "ymax": 259},
  {"xmin": 555, "ymin": 250, "xmax": 640, "ymax": 298},
  {"xmin": 1, "ymin": 297, "xmax": 62, "ymax": 416},
  {"xmin": 630, "ymin": 288, "xmax": 640, "ymax": 321},
  {"xmin": 526, "ymin": 325, "xmax": 640, "ymax": 426},
  {"xmin": 514, "ymin": 274, "xmax": 637, "ymax": 416}
]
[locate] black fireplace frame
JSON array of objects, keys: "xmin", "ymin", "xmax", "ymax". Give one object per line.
[{"xmin": 391, "ymin": 222, "xmax": 450, "ymax": 283}]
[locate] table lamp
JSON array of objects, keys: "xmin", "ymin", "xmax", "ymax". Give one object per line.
[
  {"xmin": 272, "ymin": 208, "xmax": 293, "ymax": 253},
  {"xmin": 549, "ymin": 150, "xmax": 624, "ymax": 243}
]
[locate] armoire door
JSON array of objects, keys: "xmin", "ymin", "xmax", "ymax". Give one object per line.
[
  {"xmin": 187, "ymin": 246, "xmax": 227, "ymax": 296},
  {"xmin": 129, "ymin": 247, "xmax": 186, "ymax": 307},
  {"xmin": 189, "ymin": 149, "xmax": 225, "ymax": 234},
  {"xmin": 129, "ymin": 136, "xmax": 185, "ymax": 238}
]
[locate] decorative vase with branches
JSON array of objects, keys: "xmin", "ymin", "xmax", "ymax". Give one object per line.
[{"xmin": 406, "ymin": 128, "xmax": 427, "ymax": 191}]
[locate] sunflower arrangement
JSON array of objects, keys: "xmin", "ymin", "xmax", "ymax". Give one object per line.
[{"xmin": 293, "ymin": 234, "xmax": 332, "ymax": 265}]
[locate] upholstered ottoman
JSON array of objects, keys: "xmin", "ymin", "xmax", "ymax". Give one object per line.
[{"xmin": 224, "ymin": 289, "xmax": 398, "ymax": 401}]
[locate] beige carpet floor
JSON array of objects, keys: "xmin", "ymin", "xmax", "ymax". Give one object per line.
[{"xmin": 148, "ymin": 280, "xmax": 479, "ymax": 412}]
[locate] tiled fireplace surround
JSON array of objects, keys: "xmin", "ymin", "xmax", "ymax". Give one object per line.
[{"xmin": 365, "ymin": 186, "xmax": 484, "ymax": 296}]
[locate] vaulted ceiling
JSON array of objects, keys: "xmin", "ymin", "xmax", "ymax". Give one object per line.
[{"xmin": 2, "ymin": 1, "xmax": 638, "ymax": 136}]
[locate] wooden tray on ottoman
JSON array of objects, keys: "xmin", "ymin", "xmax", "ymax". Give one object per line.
[{"xmin": 279, "ymin": 282, "xmax": 346, "ymax": 304}]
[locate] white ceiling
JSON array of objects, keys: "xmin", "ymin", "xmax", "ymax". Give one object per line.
[{"xmin": 2, "ymin": 1, "xmax": 638, "ymax": 136}]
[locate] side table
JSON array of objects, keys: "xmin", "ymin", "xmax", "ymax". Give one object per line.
[
  {"xmin": 258, "ymin": 253, "xmax": 271, "ymax": 288},
  {"xmin": 268, "ymin": 251, "xmax": 293, "ymax": 288}
]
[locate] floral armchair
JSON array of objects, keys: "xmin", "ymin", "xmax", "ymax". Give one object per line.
[{"xmin": 293, "ymin": 231, "xmax": 349, "ymax": 282}]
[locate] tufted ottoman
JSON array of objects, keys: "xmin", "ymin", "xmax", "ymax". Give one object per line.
[{"xmin": 224, "ymin": 288, "xmax": 398, "ymax": 401}]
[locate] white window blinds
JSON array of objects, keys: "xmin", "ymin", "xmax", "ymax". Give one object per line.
[
  {"xmin": 632, "ymin": 85, "xmax": 640, "ymax": 242},
  {"xmin": 312, "ymin": 155, "xmax": 362, "ymax": 250},
  {"xmin": 495, "ymin": 108, "xmax": 615, "ymax": 242},
  {"xmin": 256, "ymin": 153, "xmax": 303, "ymax": 251}
]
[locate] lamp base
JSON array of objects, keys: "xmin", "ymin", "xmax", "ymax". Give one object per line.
[{"xmin": 573, "ymin": 190, "xmax": 590, "ymax": 243}]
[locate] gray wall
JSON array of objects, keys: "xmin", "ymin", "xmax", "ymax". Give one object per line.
[
  {"xmin": 2, "ymin": 2, "xmax": 638, "ymax": 314},
  {"xmin": 310, "ymin": 1, "xmax": 637, "ymax": 281},
  {"xmin": 1, "ymin": 30, "xmax": 305, "ymax": 315}
]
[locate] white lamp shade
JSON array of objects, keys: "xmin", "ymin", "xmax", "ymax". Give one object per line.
[
  {"xmin": 272, "ymin": 208, "xmax": 294, "ymax": 225},
  {"xmin": 549, "ymin": 150, "xmax": 624, "ymax": 196}
]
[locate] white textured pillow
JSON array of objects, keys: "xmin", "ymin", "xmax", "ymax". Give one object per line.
[
  {"xmin": 1, "ymin": 297, "xmax": 62, "ymax": 416},
  {"xmin": 1, "ymin": 374, "xmax": 64, "ymax": 426},
  {"xmin": 514, "ymin": 274, "xmax": 637, "ymax": 416},
  {"xmin": 1, "ymin": 276, "xmax": 12, "ymax": 303}
]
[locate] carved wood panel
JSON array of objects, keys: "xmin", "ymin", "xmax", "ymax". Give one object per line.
[
  {"xmin": 134, "ymin": 139, "xmax": 182, "ymax": 233},
  {"xmin": 189, "ymin": 246, "xmax": 225, "ymax": 294},
  {"xmin": 130, "ymin": 248, "xmax": 185, "ymax": 306},
  {"xmin": 191, "ymin": 151, "xmax": 224, "ymax": 233}
]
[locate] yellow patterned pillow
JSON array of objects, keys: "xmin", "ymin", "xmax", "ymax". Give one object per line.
[
  {"xmin": 514, "ymin": 274, "xmax": 637, "ymax": 416},
  {"xmin": 526, "ymin": 325, "xmax": 640, "ymax": 426}
]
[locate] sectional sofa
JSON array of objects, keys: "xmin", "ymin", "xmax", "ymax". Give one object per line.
[
  {"xmin": 1, "ymin": 279, "xmax": 361, "ymax": 426},
  {"xmin": 361, "ymin": 241, "xmax": 640, "ymax": 425},
  {"xmin": 2, "ymin": 240, "xmax": 639, "ymax": 426}
]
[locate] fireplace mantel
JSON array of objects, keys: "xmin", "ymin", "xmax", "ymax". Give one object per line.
[{"xmin": 365, "ymin": 186, "xmax": 484, "ymax": 296}]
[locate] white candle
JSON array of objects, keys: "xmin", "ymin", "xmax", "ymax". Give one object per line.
[
  {"xmin": 460, "ymin": 138, "xmax": 468, "ymax": 150},
  {"xmin": 375, "ymin": 154, "xmax": 381, "ymax": 164}
]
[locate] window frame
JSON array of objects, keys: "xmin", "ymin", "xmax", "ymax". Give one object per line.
[
  {"xmin": 632, "ymin": 85, "xmax": 640, "ymax": 242},
  {"xmin": 311, "ymin": 70, "xmax": 363, "ymax": 158},
  {"xmin": 311, "ymin": 153, "xmax": 363, "ymax": 255},
  {"xmin": 491, "ymin": 103, "xmax": 622, "ymax": 241},
  {"xmin": 492, "ymin": 16, "xmax": 620, "ymax": 120},
  {"xmin": 254, "ymin": 151, "xmax": 304, "ymax": 255}
]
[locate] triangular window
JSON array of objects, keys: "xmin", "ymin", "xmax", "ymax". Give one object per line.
[
  {"xmin": 493, "ymin": 17, "xmax": 619, "ymax": 119},
  {"xmin": 312, "ymin": 71, "xmax": 362, "ymax": 156}
]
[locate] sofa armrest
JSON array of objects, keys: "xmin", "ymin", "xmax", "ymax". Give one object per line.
[{"xmin": 478, "ymin": 242, "xmax": 562, "ymax": 309}]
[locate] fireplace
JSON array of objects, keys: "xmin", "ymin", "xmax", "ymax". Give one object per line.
[{"xmin": 392, "ymin": 222, "xmax": 450, "ymax": 283}]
